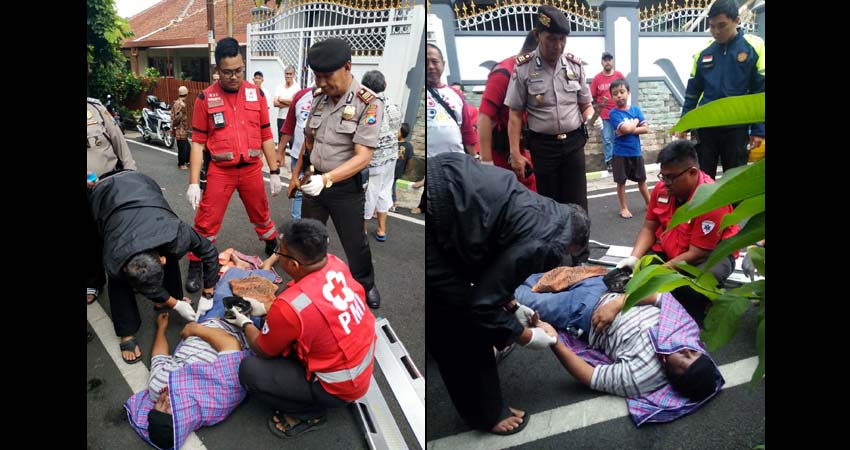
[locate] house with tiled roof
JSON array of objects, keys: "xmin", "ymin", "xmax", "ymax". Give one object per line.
[{"xmin": 122, "ymin": 0, "xmax": 274, "ymax": 82}]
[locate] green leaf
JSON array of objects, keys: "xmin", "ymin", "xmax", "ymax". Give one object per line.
[
  {"xmin": 720, "ymin": 194, "xmax": 765, "ymax": 230},
  {"xmin": 667, "ymin": 159, "xmax": 765, "ymax": 231},
  {"xmin": 728, "ymin": 279, "xmax": 765, "ymax": 298},
  {"xmin": 748, "ymin": 247, "xmax": 765, "ymax": 277},
  {"xmin": 753, "ymin": 445, "xmax": 765, "ymax": 450},
  {"xmin": 701, "ymin": 212, "xmax": 765, "ymax": 271},
  {"xmin": 672, "ymin": 93, "xmax": 765, "ymax": 132},
  {"xmin": 701, "ymin": 293, "xmax": 751, "ymax": 351},
  {"xmin": 624, "ymin": 273, "xmax": 692, "ymax": 311},
  {"xmin": 750, "ymin": 312, "xmax": 765, "ymax": 389}
]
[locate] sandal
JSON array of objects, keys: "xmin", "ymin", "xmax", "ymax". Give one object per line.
[
  {"xmin": 494, "ymin": 343, "xmax": 515, "ymax": 365},
  {"xmin": 86, "ymin": 288, "xmax": 100, "ymax": 305},
  {"xmin": 119, "ymin": 337, "xmax": 143, "ymax": 365},
  {"xmin": 488, "ymin": 407, "xmax": 530, "ymax": 436},
  {"xmin": 267, "ymin": 411, "xmax": 327, "ymax": 438}
]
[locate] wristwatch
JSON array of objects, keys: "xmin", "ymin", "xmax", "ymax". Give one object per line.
[
  {"xmin": 269, "ymin": 168, "xmax": 280, "ymax": 175},
  {"xmin": 323, "ymin": 173, "xmax": 333, "ymax": 189}
]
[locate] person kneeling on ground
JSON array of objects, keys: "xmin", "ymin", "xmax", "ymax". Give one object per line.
[{"xmin": 230, "ymin": 219, "xmax": 378, "ymax": 439}]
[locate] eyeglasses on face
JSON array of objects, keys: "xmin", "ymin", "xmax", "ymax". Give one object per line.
[
  {"xmin": 657, "ymin": 166, "xmax": 694, "ymax": 183},
  {"xmin": 219, "ymin": 67, "xmax": 245, "ymax": 78}
]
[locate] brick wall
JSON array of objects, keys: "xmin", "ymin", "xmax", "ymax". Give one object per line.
[{"xmin": 463, "ymin": 80, "xmax": 681, "ymax": 172}]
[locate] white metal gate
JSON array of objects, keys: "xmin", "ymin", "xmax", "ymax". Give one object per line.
[{"xmin": 248, "ymin": 0, "xmax": 425, "ymax": 141}]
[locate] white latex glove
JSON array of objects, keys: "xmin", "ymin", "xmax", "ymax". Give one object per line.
[
  {"xmin": 186, "ymin": 184, "xmax": 201, "ymax": 210},
  {"xmin": 243, "ymin": 296, "xmax": 267, "ymax": 316},
  {"xmin": 225, "ymin": 306, "xmax": 252, "ymax": 329},
  {"xmin": 616, "ymin": 255, "xmax": 639, "ymax": 270},
  {"xmin": 514, "ymin": 303, "xmax": 535, "ymax": 328},
  {"xmin": 522, "ymin": 327, "xmax": 557, "ymax": 350},
  {"xmin": 269, "ymin": 173, "xmax": 283, "ymax": 196},
  {"xmin": 300, "ymin": 174, "xmax": 325, "ymax": 197},
  {"xmin": 172, "ymin": 299, "xmax": 198, "ymax": 322},
  {"xmin": 196, "ymin": 296, "xmax": 214, "ymax": 318}
]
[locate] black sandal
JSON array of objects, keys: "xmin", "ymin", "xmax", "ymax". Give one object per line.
[
  {"xmin": 267, "ymin": 411, "xmax": 327, "ymax": 438},
  {"xmin": 119, "ymin": 337, "xmax": 143, "ymax": 365},
  {"xmin": 488, "ymin": 407, "xmax": 530, "ymax": 436}
]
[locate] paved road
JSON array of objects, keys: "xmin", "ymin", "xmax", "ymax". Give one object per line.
[
  {"xmin": 425, "ymin": 179, "xmax": 765, "ymax": 450},
  {"xmin": 87, "ymin": 134, "xmax": 425, "ymax": 450}
]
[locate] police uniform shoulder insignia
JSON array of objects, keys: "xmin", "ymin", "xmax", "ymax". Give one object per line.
[
  {"xmin": 565, "ymin": 53, "xmax": 582, "ymax": 65},
  {"xmin": 515, "ymin": 52, "xmax": 534, "ymax": 66},
  {"xmin": 357, "ymin": 87, "xmax": 376, "ymax": 103},
  {"xmin": 365, "ymin": 103, "xmax": 378, "ymax": 125}
]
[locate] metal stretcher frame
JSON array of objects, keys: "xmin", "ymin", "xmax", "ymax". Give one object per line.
[{"xmin": 587, "ymin": 240, "xmax": 764, "ymax": 287}]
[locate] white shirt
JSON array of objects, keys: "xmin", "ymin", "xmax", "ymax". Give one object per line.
[
  {"xmin": 274, "ymin": 82, "xmax": 301, "ymax": 120},
  {"xmin": 289, "ymin": 89, "xmax": 314, "ymax": 157},
  {"xmin": 426, "ymin": 85, "xmax": 465, "ymax": 156}
]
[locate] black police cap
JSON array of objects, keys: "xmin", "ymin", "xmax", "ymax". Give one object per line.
[
  {"xmin": 536, "ymin": 5, "xmax": 570, "ymax": 35},
  {"xmin": 308, "ymin": 38, "xmax": 352, "ymax": 73}
]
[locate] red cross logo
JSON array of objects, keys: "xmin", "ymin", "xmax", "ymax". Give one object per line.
[{"xmin": 330, "ymin": 277, "xmax": 346, "ymax": 300}]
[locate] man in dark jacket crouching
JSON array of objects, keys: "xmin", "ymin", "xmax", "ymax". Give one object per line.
[
  {"xmin": 426, "ymin": 152, "xmax": 590, "ymax": 435},
  {"xmin": 89, "ymin": 170, "xmax": 220, "ymax": 364}
]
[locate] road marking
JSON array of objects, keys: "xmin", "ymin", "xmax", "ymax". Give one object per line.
[
  {"xmin": 588, "ymin": 182, "xmax": 660, "ymax": 199},
  {"xmin": 129, "ymin": 139, "xmax": 425, "ymax": 226},
  {"xmin": 88, "ymin": 302, "xmax": 208, "ymax": 450},
  {"xmin": 426, "ymin": 356, "xmax": 760, "ymax": 450}
]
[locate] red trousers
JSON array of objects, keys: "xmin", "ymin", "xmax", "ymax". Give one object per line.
[{"xmin": 189, "ymin": 162, "xmax": 275, "ymax": 261}]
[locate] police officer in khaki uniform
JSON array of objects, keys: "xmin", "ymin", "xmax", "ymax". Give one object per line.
[
  {"xmin": 288, "ymin": 38, "xmax": 385, "ymax": 308},
  {"xmin": 504, "ymin": 5, "xmax": 593, "ymax": 264},
  {"xmin": 87, "ymin": 97, "xmax": 137, "ymax": 306}
]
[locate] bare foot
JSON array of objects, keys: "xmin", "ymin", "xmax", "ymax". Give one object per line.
[
  {"xmin": 490, "ymin": 407, "xmax": 526, "ymax": 433},
  {"xmin": 619, "ymin": 209, "xmax": 633, "ymax": 219},
  {"xmin": 411, "ymin": 207, "xmax": 422, "ymax": 215}
]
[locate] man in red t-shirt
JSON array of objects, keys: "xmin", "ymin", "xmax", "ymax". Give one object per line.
[
  {"xmin": 616, "ymin": 140, "xmax": 740, "ymax": 326},
  {"xmin": 478, "ymin": 31, "xmax": 538, "ymax": 192},
  {"xmin": 226, "ymin": 219, "xmax": 376, "ymax": 438},
  {"xmin": 588, "ymin": 52, "xmax": 625, "ymax": 172}
]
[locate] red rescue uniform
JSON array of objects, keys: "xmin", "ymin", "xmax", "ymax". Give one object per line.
[
  {"xmin": 646, "ymin": 170, "xmax": 740, "ymax": 259},
  {"xmin": 257, "ymin": 254, "xmax": 376, "ymax": 401},
  {"xmin": 189, "ymin": 80, "xmax": 276, "ymax": 247},
  {"xmin": 479, "ymin": 56, "xmax": 537, "ymax": 191}
]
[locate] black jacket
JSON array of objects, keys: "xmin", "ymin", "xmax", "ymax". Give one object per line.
[
  {"xmin": 427, "ymin": 153, "xmax": 579, "ymax": 346},
  {"xmin": 88, "ymin": 170, "xmax": 219, "ymax": 302}
]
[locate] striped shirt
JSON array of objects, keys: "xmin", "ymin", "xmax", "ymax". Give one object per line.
[
  {"xmin": 588, "ymin": 294, "xmax": 667, "ymax": 398},
  {"xmin": 147, "ymin": 319, "xmax": 246, "ymax": 399}
]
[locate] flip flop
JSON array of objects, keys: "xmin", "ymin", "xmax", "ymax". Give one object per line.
[
  {"xmin": 268, "ymin": 411, "xmax": 327, "ymax": 438},
  {"xmin": 489, "ymin": 408, "xmax": 530, "ymax": 436},
  {"xmin": 619, "ymin": 213, "xmax": 633, "ymax": 219},
  {"xmin": 119, "ymin": 337, "xmax": 143, "ymax": 365},
  {"xmin": 374, "ymin": 231, "xmax": 387, "ymax": 242},
  {"xmin": 86, "ymin": 288, "xmax": 100, "ymax": 305}
]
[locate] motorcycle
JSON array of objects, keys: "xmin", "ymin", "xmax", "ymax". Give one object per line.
[
  {"xmin": 136, "ymin": 95, "xmax": 174, "ymax": 148},
  {"xmin": 104, "ymin": 95, "xmax": 125, "ymax": 135}
]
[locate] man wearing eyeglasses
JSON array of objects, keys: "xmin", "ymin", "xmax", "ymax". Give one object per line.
[
  {"xmin": 184, "ymin": 37, "xmax": 283, "ymax": 294},
  {"xmin": 616, "ymin": 140, "xmax": 740, "ymax": 327},
  {"xmin": 228, "ymin": 219, "xmax": 376, "ymax": 438}
]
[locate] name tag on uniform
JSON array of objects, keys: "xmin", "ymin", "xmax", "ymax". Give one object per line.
[
  {"xmin": 528, "ymin": 78, "xmax": 543, "ymax": 83},
  {"xmin": 245, "ymin": 88, "xmax": 257, "ymax": 102},
  {"xmin": 207, "ymin": 93, "xmax": 224, "ymax": 108},
  {"xmin": 658, "ymin": 196, "xmax": 669, "ymax": 204},
  {"xmin": 213, "ymin": 112, "xmax": 226, "ymax": 128}
]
